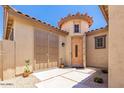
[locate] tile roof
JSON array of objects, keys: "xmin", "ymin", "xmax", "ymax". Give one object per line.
[
  {"xmin": 86, "ymin": 25, "xmax": 108, "ymax": 35},
  {"xmin": 4, "ymin": 5, "xmax": 68, "ymax": 35},
  {"xmin": 58, "ymin": 12, "xmax": 93, "ymax": 28}
]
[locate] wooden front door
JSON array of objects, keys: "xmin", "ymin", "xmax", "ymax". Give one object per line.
[{"xmin": 71, "ymin": 37, "xmax": 83, "ymax": 67}]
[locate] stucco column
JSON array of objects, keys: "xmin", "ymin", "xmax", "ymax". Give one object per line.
[{"xmin": 83, "ymin": 32, "xmax": 86, "ymax": 68}]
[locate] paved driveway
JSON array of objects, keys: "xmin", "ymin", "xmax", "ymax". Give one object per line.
[{"xmin": 33, "ymin": 68, "xmax": 108, "ymax": 88}]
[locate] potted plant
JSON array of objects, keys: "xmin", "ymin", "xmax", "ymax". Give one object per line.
[
  {"xmin": 60, "ymin": 63, "xmax": 64, "ymax": 68},
  {"xmin": 94, "ymin": 77, "xmax": 104, "ymax": 84},
  {"xmin": 23, "ymin": 59, "xmax": 30, "ymax": 78}
]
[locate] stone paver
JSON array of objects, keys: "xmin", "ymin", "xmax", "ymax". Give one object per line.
[
  {"xmin": 33, "ymin": 68, "xmax": 75, "ymax": 81},
  {"xmin": 75, "ymin": 68, "xmax": 97, "ymax": 74},
  {"xmin": 35, "ymin": 68, "xmax": 108, "ymax": 88},
  {"xmin": 61, "ymin": 71, "xmax": 91, "ymax": 82},
  {"xmin": 35, "ymin": 76, "xmax": 77, "ymax": 88}
]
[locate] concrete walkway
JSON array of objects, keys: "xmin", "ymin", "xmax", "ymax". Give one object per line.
[
  {"xmin": 34, "ymin": 68, "xmax": 108, "ymax": 88},
  {"xmin": 0, "ymin": 67, "xmax": 108, "ymax": 88}
]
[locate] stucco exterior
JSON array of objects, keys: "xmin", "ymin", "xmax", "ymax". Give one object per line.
[
  {"xmin": 109, "ymin": 6, "xmax": 124, "ymax": 88},
  {"xmin": 61, "ymin": 19, "xmax": 89, "ymax": 67},
  {"xmin": 0, "ymin": 40, "xmax": 15, "ymax": 80},
  {"xmin": 59, "ymin": 35, "xmax": 66, "ymax": 66},
  {"xmin": 5, "ymin": 7, "xmax": 68, "ymax": 75},
  {"xmin": 1, "ymin": 6, "xmax": 109, "ymax": 81},
  {"xmin": 13, "ymin": 17, "xmax": 34, "ymax": 75},
  {"xmin": 86, "ymin": 28, "xmax": 108, "ymax": 69},
  {"xmin": 61, "ymin": 20, "xmax": 89, "ymax": 36},
  {"xmin": 3, "ymin": 5, "xmax": 124, "ymax": 88}
]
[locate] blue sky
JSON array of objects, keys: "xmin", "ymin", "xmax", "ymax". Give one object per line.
[{"xmin": 0, "ymin": 5, "xmax": 107, "ymax": 40}]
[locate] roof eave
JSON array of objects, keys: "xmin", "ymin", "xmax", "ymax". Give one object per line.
[{"xmin": 3, "ymin": 5, "xmax": 68, "ymax": 37}]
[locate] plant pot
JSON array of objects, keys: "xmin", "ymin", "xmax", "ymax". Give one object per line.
[
  {"xmin": 23, "ymin": 72, "xmax": 30, "ymax": 78},
  {"xmin": 94, "ymin": 77, "xmax": 104, "ymax": 83},
  {"xmin": 60, "ymin": 64, "xmax": 64, "ymax": 68}
]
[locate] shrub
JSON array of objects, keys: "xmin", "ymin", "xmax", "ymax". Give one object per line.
[
  {"xmin": 94, "ymin": 77, "xmax": 104, "ymax": 83},
  {"xmin": 24, "ymin": 59, "xmax": 30, "ymax": 73}
]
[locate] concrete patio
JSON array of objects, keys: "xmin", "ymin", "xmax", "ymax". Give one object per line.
[{"xmin": 0, "ymin": 67, "xmax": 108, "ymax": 88}]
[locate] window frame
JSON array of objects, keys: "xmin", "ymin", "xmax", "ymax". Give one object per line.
[
  {"xmin": 74, "ymin": 24, "xmax": 80, "ymax": 33},
  {"xmin": 95, "ymin": 35, "xmax": 106, "ymax": 49}
]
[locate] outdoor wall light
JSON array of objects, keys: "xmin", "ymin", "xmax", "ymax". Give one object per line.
[{"xmin": 61, "ymin": 42, "xmax": 65, "ymax": 47}]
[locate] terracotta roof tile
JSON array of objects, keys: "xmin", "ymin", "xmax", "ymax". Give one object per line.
[
  {"xmin": 37, "ymin": 20, "xmax": 41, "ymax": 22},
  {"xmin": 5, "ymin": 5, "xmax": 68, "ymax": 35},
  {"xmin": 58, "ymin": 12, "xmax": 93, "ymax": 28},
  {"xmin": 86, "ymin": 25, "xmax": 108, "ymax": 35},
  {"xmin": 25, "ymin": 14, "xmax": 30, "ymax": 17},
  {"xmin": 86, "ymin": 30, "xmax": 107, "ymax": 36},
  {"xmin": 32, "ymin": 17, "xmax": 36, "ymax": 20},
  {"xmin": 17, "ymin": 11, "xmax": 22, "ymax": 14}
]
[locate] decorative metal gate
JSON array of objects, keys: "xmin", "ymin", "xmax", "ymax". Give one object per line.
[{"xmin": 34, "ymin": 29, "xmax": 59, "ymax": 70}]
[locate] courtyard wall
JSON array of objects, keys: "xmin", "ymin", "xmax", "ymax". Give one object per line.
[
  {"xmin": 86, "ymin": 28, "xmax": 108, "ymax": 69},
  {"xmin": 0, "ymin": 40, "xmax": 15, "ymax": 80},
  {"xmin": 109, "ymin": 5, "xmax": 124, "ymax": 87},
  {"xmin": 59, "ymin": 35, "xmax": 67, "ymax": 66},
  {"xmin": 13, "ymin": 17, "xmax": 34, "ymax": 75}
]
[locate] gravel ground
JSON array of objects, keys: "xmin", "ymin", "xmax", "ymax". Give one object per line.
[
  {"xmin": 73, "ymin": 69, "xmax": 108, "ymax": 88},
  {"xmin": 0, "ymin": 68, "xmax": 108, "ymax": 88}
]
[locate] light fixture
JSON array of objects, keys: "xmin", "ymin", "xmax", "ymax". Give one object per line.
[{"xmin": 61, "ymin": 42, "xmax": 65, "ymax": 47}]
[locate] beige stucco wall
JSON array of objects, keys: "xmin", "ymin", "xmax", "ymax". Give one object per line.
[
  {"xmin": 61, "ymin": 19, "xmax": 89, "ymax": 36},
  {"xmin": 109, "ymin": 6, "xmax": 124, "ymax": 88},
  {"xmin": 86, "ymin": 30, "xmax": 108, "ymax": 68},
  {"xmin": 13, "ymin": 15, "xmax": 63, "ymax": 74},
  {"xmin": 61, "ymin": 19, "xmax": 89, "ymax": 66},
  {"xmin": 65, "ymin": 36, "xmax": 72, "ymax": 66},
  {"xmin": 0, "ymin": 40, "xmax": 15, "ymax": 80},
  {"xmin": 59, "ymin": 35, "xmax": 66, "ymax": 66},
  {"xmin": 13, "ymin": 17, "xmax": 34, "ymax": 75}
]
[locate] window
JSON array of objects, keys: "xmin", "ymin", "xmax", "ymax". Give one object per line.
[
  {"xmin": 95, "ymin": 35, "xmax": 106, "ymax": 49},
  {"xmin": 74, "ymin": 24, "xmax": 79, "ymax": 33},
  {"xmin": 75, "ymin": 45, "xmax": 78, "ymax": 57}
]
